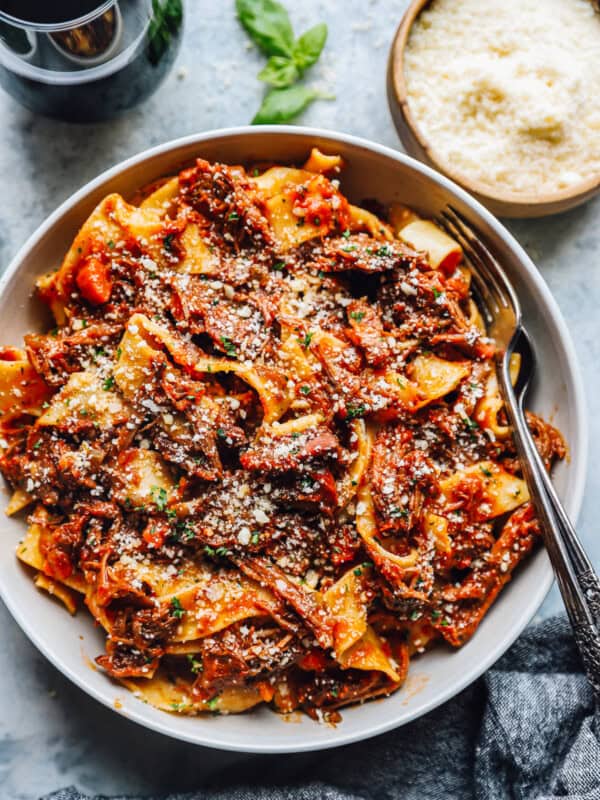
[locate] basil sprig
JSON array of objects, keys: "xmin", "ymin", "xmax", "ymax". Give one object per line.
[
  {"xmin": 236, "ymin": 0, "xmax": 331, "ymax": 123},
  {"xmin": 252, "ymin": 85, "xmax": 329, "ymax": 124}
]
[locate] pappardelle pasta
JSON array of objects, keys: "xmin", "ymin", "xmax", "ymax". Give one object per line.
[{"xmin": 0, "ymin": 150, "xmax": 565, "ymax": 721}]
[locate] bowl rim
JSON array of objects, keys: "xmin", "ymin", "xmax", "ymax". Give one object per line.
[
  {"xmin": 387, "ymin": 0, "xmax": 600, "ymax": 213},
  {"xmin": 0, "ymin": 125, "xmax": 589, "ymax": 753}
]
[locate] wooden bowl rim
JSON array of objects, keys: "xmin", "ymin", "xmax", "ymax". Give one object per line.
[{"xmin": 389, "ymin": 0, "xmax": 600, "ymax": 212}]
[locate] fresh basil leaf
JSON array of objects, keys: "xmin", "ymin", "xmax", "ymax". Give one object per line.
[
  {"xmin": 258, "ymin": 55, "xmax": 299, "ymax": 88},
  {"xmin": 236, "ymin": 0, "xmax": 294, "ymax": 58},
  {"xmin": 292, "ymin": 23, "xmax": 328, "ymax": 71},
  {"xmin": 252, "ymin": 85, "xmax": 320, "ymax": 124}
]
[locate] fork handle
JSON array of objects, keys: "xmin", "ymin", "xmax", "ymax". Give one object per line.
[{"xmin": 499, "ymin": 352, "xmax": 600, "ymax": 699}]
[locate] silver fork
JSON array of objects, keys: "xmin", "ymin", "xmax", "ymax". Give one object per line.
[{"xmin": 435, "ymin": 206, "xmax": 600, "ymax": 700}]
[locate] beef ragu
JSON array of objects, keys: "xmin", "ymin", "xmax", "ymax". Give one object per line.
[{"xmin": 0, "ymin": 149, "xmax": 564, "ymax": 721}]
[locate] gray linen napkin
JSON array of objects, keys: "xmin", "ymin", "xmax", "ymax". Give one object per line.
[{"xmin": 41, "ymin": 615, "xmax": 600, "ymax": 800}]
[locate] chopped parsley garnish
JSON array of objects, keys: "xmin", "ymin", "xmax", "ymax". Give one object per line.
[
  {"xmin": 431, "ymin": 610, "xmax": 442, "ymax": 620},
  {"xmin": 390, "ymin": 507, "xmax": 409, "ymax": 518},
  {"xmin": 433, "ymin": 288, "xmax": 443, "ymax": 299},
  {"xmin": 299, "ymin": 385, "xmax": 311, "ymax": 395},
  {"xmin": 480, "ymin": 466, "xmax": 493, "ymax": 478},
  {"xmin": 32, "ymin": 440, "xmax": 42, "ymax": 451},
  {"xmin": 313, "ymin": 216, "xmax": 321, "ymax": 226},
  {"xmin": 350, "ymin": 311, "xmax": 365, "ymax": 322},
  {"xmin": 410, "ymin": 610, "xmax": 421, "ymax": 621},
  {"xmin": 116, "ymin": 347, "xmax": 122, "ymax": 361},
  {"xmin": 342, "ymin": 229, "xmax": 351, "ymax": 239},
  {"xmin": 176, "ymin": 520, "xmax": 195, "ymax": 541},
  {"xmin": 107, "ymin": 240, "xmax": 115, "ymax": 249},
  {"xmin": 273, "ymin": 261, "xmax": 286, "ymax": 271},
  {"xmin": 251, "ymin": 531, "xmax": 260, "ymax": 545},
  {"xmin": 207, "ymin": 695, "xmax": 220, "ymax": 711},
  {"xmin": 204, "ymin": 545, "xmax": 230, "ymax": 558},
  {"xmin": 376, "ymin": 245, "xmax": 391, "ymax": 257},
  {"xmin": 228, "ymin": 211, "xmax": 240, "ymax": 221},
  {"xmin": 150, "ymin": 485, "xmax": 168, "ymax": 511},
  {"xmin": 463, "ymin": 416, "xmax": 479, "ymax": 431},
  {"xmin": 163, "ymin": 232, "xmax": 175, "ymax": 251},
  {"xmin": 220, "ymin": 336, "xmax": 237, "ymax": 357},
  {"xmin": 186, "ymin": 654, "xmax": 203, "ymax": 674},
  {"xmin": 346, "ymin": 403, "xmax": 366, "ymax": 419},
  {"xmin": 342, "ymin": 244, "xmax": 357, "ymax": 252},
  {"xmin": 170, "ymin": 597, "xmax": 185, "ymax": 619},
  {"xmin": 299, "ymin": 331, "xmax": 314, "ymax": 348},
  {"xmin": 102, "ymin": 375, "xmax": 115, "ymax": 391}
]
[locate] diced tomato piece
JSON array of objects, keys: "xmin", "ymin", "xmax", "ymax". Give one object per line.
[
  {"xmin": 142, "ymin": 520, "xmax": 169, "ymax": 549},
  {"xmin": 298, "ymin": 649, "xmax": 329, "ymax": 672},
  {"xmin": 437, "ymin": 249, "xmax": 463, "ymax": 276},
  {"xmin": 257, "ymin": 681, "xmax": 276, "ymax": 702},
  {"xmin": 76, "ymin": 257, "xmax": 113, "ymax": 305},
  {"xmin": 0, "ymin": 346, "xmax": 23, "ymax": 362},
  {"xmin": 44, "ymin": 549, "xmax": 72, "ymax": 580}
]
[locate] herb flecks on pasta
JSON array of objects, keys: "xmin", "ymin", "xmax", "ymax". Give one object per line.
[{"xmin": 0, "ymin": 149, "xmax": 565, "ymax": 722}]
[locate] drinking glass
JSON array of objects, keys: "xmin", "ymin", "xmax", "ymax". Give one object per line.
[{"xmin": 0, "ymin": 0, "xmax": 183, "ymax": 122}]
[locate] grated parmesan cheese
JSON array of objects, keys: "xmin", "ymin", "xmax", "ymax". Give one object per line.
[{"xmin": 404, "ymin": 0, "xmax": 600, "ymax": 195}]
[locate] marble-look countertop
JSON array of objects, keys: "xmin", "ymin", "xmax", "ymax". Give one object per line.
[{"xmin": 0, "ymin": 2, "xmax": 598, "ymax": 797}]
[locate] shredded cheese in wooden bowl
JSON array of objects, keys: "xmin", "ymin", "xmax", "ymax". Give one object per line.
[{"xmin": 393, "ymin": 0, "xmax": 600, "ymax": 214}]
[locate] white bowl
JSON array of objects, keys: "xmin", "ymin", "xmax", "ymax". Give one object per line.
[{"xmin": 0, "ymin": 127, "xmax": 587, "ymax": 753}]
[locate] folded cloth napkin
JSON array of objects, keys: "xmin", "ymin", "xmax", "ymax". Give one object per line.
[{"xmin": 42, "ymin": 615, "xmax": 599, "ymax": 800}]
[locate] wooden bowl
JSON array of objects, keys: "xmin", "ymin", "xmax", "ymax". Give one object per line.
[{"xmin": 387, "ymin": 0, "xmax": 600, "ymax": 218}]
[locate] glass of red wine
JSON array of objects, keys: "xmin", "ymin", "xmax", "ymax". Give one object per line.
[{"xmin": 0, "ymin": 0, "xmax": 183, "ymax": 122}]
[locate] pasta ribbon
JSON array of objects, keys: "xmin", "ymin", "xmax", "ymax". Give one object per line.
[
  {"xmin": 424, "ymin": 512, "xmax": 452, "ymax": 553},
  {"xmin": 116, "ymin": 448, "xmax": 174, "ymax": 509},
  {"xmin": 398, "ymin": 219, "xmax": 463, "ymax": 272},
  {"xmin": 176, "ymin": 221, "xmax": 221, "ymax": 275},
  {"xmin": 338, "ymin": 626, "xmax": 401, "ymax": 683},
  {"xmin": 123, "ymin": 672, "xmax": 263, "ymax": 714},
  {"xmin": 0, "ymin": 347, "xmax": 51, "ymax": 421},
  {"xmin": 18, "ymin": 513, "xmax": 87, "ymax": 595},
  {"xmin": 323, "ymin": 568, "xmax": 368, "ymax": 656},
  {"xmin": 356, "ymin": 482, "xmax": 420, "ymax": 571},
  {"xmin": 37, "ymin": 194, "xmax": 166, "ymax": 323},
  {"xmin": 34, "ymin": 572, "xmax": 79, "ymax": 615},
  {"xmin": 38, "ymin": 370, "xmax": 129, "ymax": 429},
  {"xmin": 440, "ymin": 461, "xmax": 529, "ymax": 519},
  {"xmin": 324, "ymin": 569, "xmax": 401, "ymax": 682},
  {"xmin": 337, "ymin": 419, "xmax": 372, "ymax": 506},
  {"xmin": 253, "ymin": 166, "xmax": 349, "ymax": 250},
  {"xmin": 474, "ymin": 353, "xmax": 521, "ymax": 439},
  {"xmin": 139, "ymin": 176, "xmax": 179, "ymax": 212}
]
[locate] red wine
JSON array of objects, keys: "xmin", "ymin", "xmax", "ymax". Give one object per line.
[
  {"xmin": 0, "ymin": 1, "xmax": 109, "ymax": 26},
  {"xmin": 0, "ymin": 0, "xmax": 183, "ymax": 122}
]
